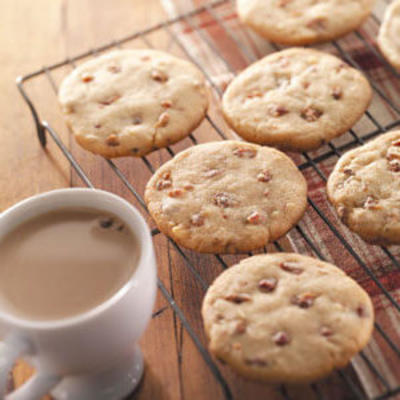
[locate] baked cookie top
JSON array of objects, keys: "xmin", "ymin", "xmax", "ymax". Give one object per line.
[
  {"xmin": 327, "ymin": 130, "xmax": 400, "ymax": 245},
  {"xmin": 222, "ymin": 48, "xmax": 372, "ymax": 152},
  {"xmin": 144, "ymin": 141, "xmax": 307, "ymax": 253},
  {"xmin": 237, "ymin": 0, "xmax": 375, "ymax": 45},
  {"xmin": 202, "ymin": 253, "xmax": 374, "ymax": 383},
  {"xmin": 58, "ymin": 50, "xmax": 209, "ymax": 158},
  {"xmin": 378, "ymin": 0, "xmax": 400, "ymax": 70}
]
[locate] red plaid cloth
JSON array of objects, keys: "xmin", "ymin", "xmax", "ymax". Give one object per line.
[{"xmin": 162, "ymin": 0, "xmax": 400, "ymax": 397}]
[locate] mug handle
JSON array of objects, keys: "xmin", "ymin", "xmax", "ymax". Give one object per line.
[{"xmin": 0, "ymin": 335, "xmax": 61, "ymax": 400}]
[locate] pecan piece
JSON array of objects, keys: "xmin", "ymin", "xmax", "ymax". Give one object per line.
[
  {"xmin": 82, "ymin": 74, "xmax": 94, "ymax": 83},
  {"xmin": 156, "ymin": 180, "xmax": 172, "ymax": 190},
  {"xmin": 291, "ymin": 292, "xmax": 317, "ymax": 308},
  {"xmin": 320, "ymin": 326, "xmax": 333, "ymax": 337},
  {"xmin": 388, "ymin": 159, "xmax": 400, "ymax": 172},
  {"xmin": 246, "ymin": 211, "xmax": 266, "ymax": 225},
  {"xmin": 233, "ymin": 147, "xmax": 257, "ymax": 158},
  {"xmin": 246, "ymin": 91, "xmax": 262, "ymax": 99},
  {"xmin": 161, "ymin": 100, "xmax": 172, "ymax": 108},
  {"xmin": 392, "ymin": 139, "xmax": 400, "ymax": 147},
  {"xmin": 332, "ymin": 87, "xmax": 342, "ymax": 100},
  {"xmin": 356, "ymin": 306, "xmax": 369, "ymax": 318},
  {"xmin": 224, "ymin": 294, "xmax": 251, "ymax": 304},
  {"xmin": 268, "ymin": 105, "xmax": 289, "ymax": 117},
  {"xmin": 213, "ymin": 192, "xmax": 236, "ymax": 208},
  {"xmin": 105, "ymin": 134, "xmax": 120, "ymax": 147},
  {"xmin": 190, "ymin": 214, "xmax": 204, "ymax": 227},
  {"xmin": 280, "ymin": 262, "xmax": 304, "ymax": 275},
  {"xmin": 151, "ymin": 69, "xmax": 168, "ymax": 82},
  {"xmin": 215, "ymin": 314, "xmax": 224, "ymax": 322},
  {"xmin": 168, "ymin": 189, "xmax": 184, "ymax": 198},
  {"xmin": 301, "ymin": 107, "xmax": 323, "ymax": 122},
  {"xmin": 132, "ymin": 116, "xmax": 142, "ymax": 125},
  {"xmin": 235, "ymin": 320, "xmax": 247, "ymax": 335},
  {"xmin": 273, "ymin": 331, "xmax": 290, "ymax": 346},
  {"xmin": 156, "ymin": 172, "xmax": 172, "ymax": 190},
  {"xmin": 343, "ymin": 168, "xmax": 354, "ymax": 176},
  {"xmin": 99, "ymin": 94, "xmax": 121, "ymax": 106},
  {"xmin": 258, "ymin": 278, "xmax": 278, "ymax": 293},
  {"xmin": 257, "ymin": 170, "xmax": 272, "ymax": 183}
]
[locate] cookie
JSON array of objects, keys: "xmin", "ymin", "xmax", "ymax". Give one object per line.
[
  {"xmin": 222, "ymin": 48, "xmax": 372, "ymax": 152},
  {"xmin": 327, "ymin": 130, "xmax": 400, "ymax": 245},
  {"xmin": 202, "ymin": 253, "xmax": 374, "ymax": 383},
  {"xmin": 237, "ymin": 0, "xmax": 375, "ymax": 45},
  {"xmin": 378, "ymin": 0, "xmax": 400, "ymax": 70},
  {"xmin": 144, "ymin": 141, "xmax": 307, "ymax": 253},
  {"xmin": 58, "ymin": 50, "xmax": 209, "ymax": 158}
]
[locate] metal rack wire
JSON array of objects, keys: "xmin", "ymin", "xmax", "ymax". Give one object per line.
[{"xmin": 16, "ymin": 0, "xmax": 400, "ymax": 399}]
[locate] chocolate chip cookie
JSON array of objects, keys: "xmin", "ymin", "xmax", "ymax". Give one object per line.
[
  {"xmin": 58, "ymin": 50, "xmax": 209, "ymax": 158},
  {"xmin": 327, "ymin": 130, "xmax": 400, "ymax": 245},
  {"xmin": 202, "ymin": 253, "xmax": 374, "ymax": 383},
  {"xmin": 222, "ymin": 48, "xmax": 372, "ymax": 152},
  {"xmin": 237, "ymin": 0, "xmax": 375, "ymax": 45},
  {"xmin": 378, "ymin": 0, "xmax": 400, "ymax": 70},
  {"xmin": 144, "ymin": 141, "xmax": 307, "ymax": 253}
]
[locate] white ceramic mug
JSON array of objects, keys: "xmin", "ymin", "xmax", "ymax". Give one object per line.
[{"xmin": 0, "ymin": 189, "xmax": 157, "ymax": 400}]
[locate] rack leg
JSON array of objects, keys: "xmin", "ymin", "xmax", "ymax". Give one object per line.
[{"xmin": 16, "ymin": 76, "xmax": 47, "ymax": 147}]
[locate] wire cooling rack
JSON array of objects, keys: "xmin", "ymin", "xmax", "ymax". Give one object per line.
[{"xmin": 16, "ymin": 0, "xmax": 400, "ymax": 399}]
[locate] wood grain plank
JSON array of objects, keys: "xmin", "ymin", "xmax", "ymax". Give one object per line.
[{"xmin": 0, "ymin": 0, "xmax": 69, "ymax": 211}]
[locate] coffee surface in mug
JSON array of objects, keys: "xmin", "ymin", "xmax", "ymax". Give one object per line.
[{"xmin": 0, "ymin": 208, "xmax": 139, "ymax": 321}]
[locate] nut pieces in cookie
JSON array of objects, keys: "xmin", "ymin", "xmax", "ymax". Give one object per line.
[
  {"xmin": 237, "ymin": 0, "xmax": 375, "ymax": 45},
  {"xmin": 145, "ymin": 141, "xmax": 308, "ymax": 253},
  {"xmin": 202, "ymin": 253, "xmax": 374, "ymax": 383},
  {"xmin": 327, "ymin": 130, "xmax": 400, "ymax": 245},
  {"xmin": 58, "ymin": 49, "xmax": 209, "ymax": 158},
  {"xmin": 222, "ymin": 48, "xmax": 372, "ymax": 152},
  {"xmin": 378, "ymin": 0, "xmax": 400, "ymax": 71}
]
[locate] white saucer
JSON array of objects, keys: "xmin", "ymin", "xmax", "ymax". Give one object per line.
[{"xmin": 51, "ymin": 346, "xmax": 144, "ymax": 400}]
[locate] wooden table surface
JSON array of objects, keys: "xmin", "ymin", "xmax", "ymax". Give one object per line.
[
  {"xmin": 1, "ymin": 0, "xmax": 164, "ymax": 210},
  {"xmin": 1, "ymin": 1, "xmax": 360, "ymax": 399}
]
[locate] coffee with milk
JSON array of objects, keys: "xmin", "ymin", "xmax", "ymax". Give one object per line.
[{"xmin": 0, "ymin": 208, "xmax": 139, "ymax": 321}]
